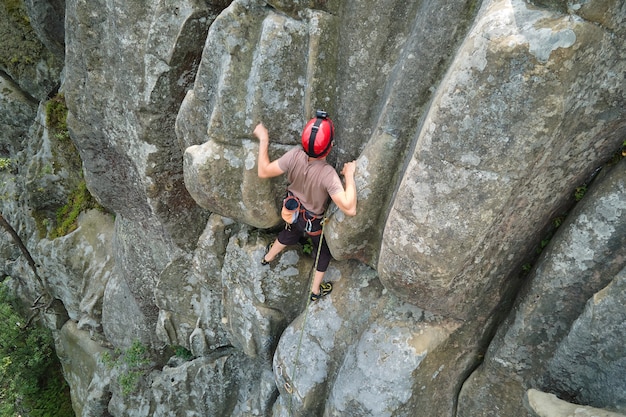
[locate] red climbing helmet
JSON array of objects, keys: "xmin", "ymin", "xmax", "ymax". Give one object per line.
[{"xmin": 301, "ymin": 110, "xmax": 335, "ymax": 158}]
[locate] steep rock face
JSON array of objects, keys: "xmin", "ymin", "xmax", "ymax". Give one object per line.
[
  {"xmin": 0, "ymin": 0, "xmax": 62, "ymax": 100},
  {"xmin": 63, "ymin": 0, "xmax": 230, "ymax": 346},
  {"xmin": 544, "ymin": 266, "xmax": 626, "ymax": 410},
  {"xmin": 64, "ymin": 0, "xmax": 221, "ymax": 235},
  {"xmin": 56, "ymin": 321, "xmax": 111, "ymax": 417},
  {"xmin": 37, "ymin": 209, "xmax": 115, "ymax": 329},
  {"xmin": 457, "ymin": 158, "xmax": 626, "ymax": 416},
  {"xmin": 0, "ymin": 72, "xmax": 37, "ymax": 157},
  {"xmin": 24, "ymin": 0, "xmax": 66, "ymax": 59},
  {"xmin": 380, "ymin": 0, "xmax": 625, "ymax": 321},
  {"xmin": 273, "ymin": 266, "xmax": 461, "ymax": 417},
  {"xmin": 324, "ymin": 0, "xmax": 477, "ymax": 264},
  {"xmin": 0, "ymin": 0, "xmax": 623, "ymax": 416}
]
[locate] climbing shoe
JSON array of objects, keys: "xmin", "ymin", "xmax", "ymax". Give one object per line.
[
  {"xmin": 310, "ymin": 281, "xmax": 332, "ymax": 302},
  {"xmin": 261, "ymin": 242, "xmax": 273, "ymax": 266}
]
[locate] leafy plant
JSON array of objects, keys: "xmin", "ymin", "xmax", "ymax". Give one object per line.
[
  {"xmin": 553, "ymin": 216, "xmax": 564, "ymax": 228},
  {"xmin": 45, "ymin": 93, "xmax": 69, "ymax": 138},
  {"xmin": 302, "ymin": 237, "xmax": 313, "ymax": 255},
  {"xmin": 534, "ymin": 238, "xmax": 550, "ymax": 255},
  {"xmin": 0, "ymin": 158, "xmax": 12, "ymax": 171},
  {"xmin": 100, "ymin": 340, "xmax": 152, "ymax": 397},
  {"xmin": 173, "ymin": 345, "xmax": 194, "ymax": 361},
  {"xmin": 574, "ymin": 185, "xmax": 587, "ymax": 202},
  {"xmin": 46, "ymin": 94, "xmax": 81, "ymax": 174},
  {"xmin": 0, "ymin": 284, "xmax": 73, "ymax": 416}
]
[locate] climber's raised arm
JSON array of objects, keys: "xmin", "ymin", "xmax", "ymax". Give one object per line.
[
  {"xmin": 330, "ymin": 161, "xmax": 357, "ymax": 216},
  {"xmin": 254, "ymin": 123, "xmax": 285, "ymax": 178}
]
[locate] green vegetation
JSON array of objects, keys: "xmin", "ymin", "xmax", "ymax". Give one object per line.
[
  {"xmin": 32, "ymin": 93, "xmax": 108, "ymax": 239},
  {"xmin": 45, "ymin": 94, "xmax": 78, "ymax": 171},
  {"xmin": 0, "ymin": 158, "xmax": 12, "ymax": 172},
  {"xmin": 50, "ymin": 181, "xmax": 104, "ymax": 239},
  {"xmin": 101, "ymin": 341, "xmax": 152, "ymax": 397},
  {"xmin": 574, "ymin": 185, "xmax": 587, "ymax": 202},
  {"xmin": 301, "ymin": 237, "xmax": 313, "ymax": 255},
  {"xmin": 45, "ymin": 94, "xmax": 70, "ymax": 141},
  {"xmin": 0, "ymin": 284, "xmax": 74, "ymax": 416},
  {"xmin": 610, "ymin": 139, "xmax": 626, "ymax": 165},
  {"xmin": 552, "ymin": 216, "xmax": 564, "ymax": 229},
  {"xmin": 172, "ymin": 345, "xmax": 194, "ymax": 361},
  {"xmin": 2, "ymin": 0, "xmax": 29, "ymax": 26},
  {"xmin": 0, "ymin": 0, "xmax": 47, "ymax": 76}
]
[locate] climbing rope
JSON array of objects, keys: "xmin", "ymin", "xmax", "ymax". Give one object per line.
[{"xmin": 286, "ymin": 214, "xmax": 327, "ymax": 413}]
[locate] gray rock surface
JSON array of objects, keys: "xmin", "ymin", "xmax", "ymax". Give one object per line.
[
  {"xmin": 0, "ymin": 0, "xmax": 623, "ymax": 416},
  {"xmin": 0, "ymin": 0, "xmax": 62, "ymax": 100},
  {"xmin": 457, "ymin": 158, "xmax": 626, "ymax": 416},
  {"xmin": 56, "ymin": 321, "xmax": 111, "ymax": 417},
  {"xmin": 38, "ymin": 209, "xmax": 115, "ymax": 330},
  {"xmin": 24, "ymin": 0, "xmax": 66, "ymax": 58},
  {"xmin": 525, "ymin": 389, "xmax": 626, "ymax": 417},
  {"xmin": 544, "ymin": 265, "xmax": 626, "ymax": 412},
  {"xmin": 379, "ymin": 0, "xmax": 625, "ymax": 321},
  {"xmin": 0, "ymin": 72, "xmax": 37, "ymax": 156}
]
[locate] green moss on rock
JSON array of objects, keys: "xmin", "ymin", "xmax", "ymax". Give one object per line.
[
  {"xmin": 0, "ymin": 0, "xmax": 40, "ymax": 74},
  {"xmin": 50, "ymin": 180, "xmax": 105, "ymax": 239},
  {"xmin": 0, "ymin": 0, "xmax": 62, "ymax": 99},
  {"xmin": 45, "ymin": 93, "xmax": 69, "ymax": 135},
  {"xmin": 31, "ymin": 94, "xmax": 109, "ymax": 239}
]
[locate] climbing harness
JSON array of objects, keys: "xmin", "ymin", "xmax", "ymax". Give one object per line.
[{"xmin": 282, "ymin": 192, "xmax": 324, "ymax": 236}]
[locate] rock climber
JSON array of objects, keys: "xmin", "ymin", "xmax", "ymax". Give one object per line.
[{"xmin": 253, "ymin": 110, "xmax": 357, "ymax": 301}]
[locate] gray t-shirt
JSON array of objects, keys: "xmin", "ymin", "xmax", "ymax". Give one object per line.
[{"xmin": 277, "ymin": 148, "xmax": 343, "ymax": 215}]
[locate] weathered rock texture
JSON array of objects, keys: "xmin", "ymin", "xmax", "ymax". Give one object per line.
[
  {"xmin": 0, "ymin": 0, "xmax": 624, "ymax": 416},
  {"xmin": 457, "ymin": 158, "xmax": 626, "ymax": 417},
  {"xmin": 525, "ymin": 389, "xmax": 626, "ymax": 417}
]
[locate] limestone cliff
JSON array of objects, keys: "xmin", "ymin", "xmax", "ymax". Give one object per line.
[{"xmin": 0, "ymin": 0, "xmax": 624, "ymax": 416}]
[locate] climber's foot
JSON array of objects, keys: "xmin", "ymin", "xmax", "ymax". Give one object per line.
[
  {"xmin": 310, "ymin": 282, "xmax": 332, "ymax": 302},
  {"xmin": 261, "ymin": 242, "xmax": 274, "ymax": 266}
]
